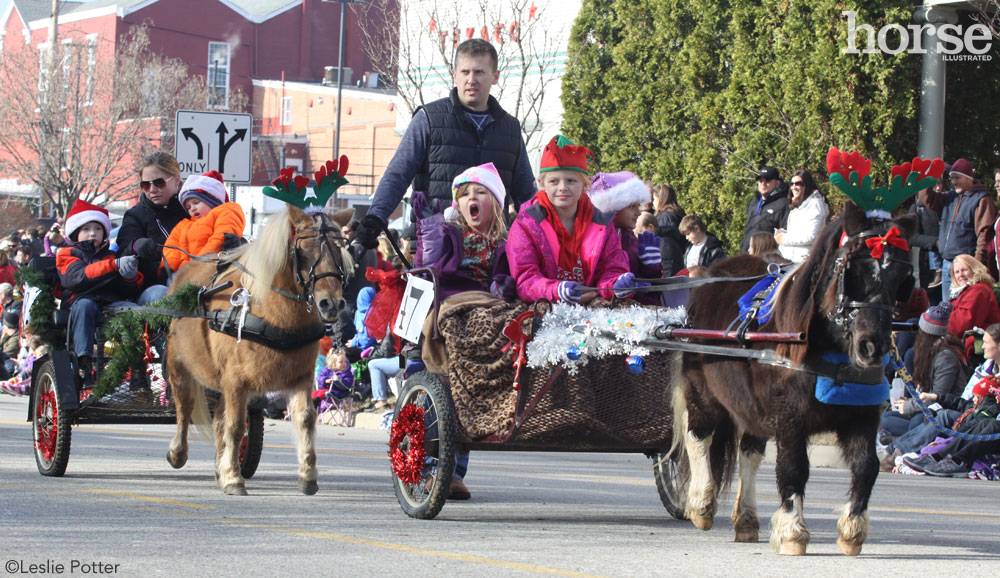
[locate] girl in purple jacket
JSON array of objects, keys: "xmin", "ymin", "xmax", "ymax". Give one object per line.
[
  {"xmin": 414, "ymin": 162, "xmax": 514, "ymax": 300},
  {"xmin": 506, "ymin": 135, "xmax": 638, "ymax": 304},
  {"xmin": 588, "ymin": 171, "xmax": 663, "ymax": 305}
]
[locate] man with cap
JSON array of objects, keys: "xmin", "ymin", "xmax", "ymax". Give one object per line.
[
  {"xmin": 351, "ymin": 38, "xmax": 536, "ymax": 258},
  {"xmin": 740, "ymin": 166, "xmax": 789, "ymax": 254},
  {"xmin": 938, "ymin": 158, "xmax": 995, "ymax": 297}
]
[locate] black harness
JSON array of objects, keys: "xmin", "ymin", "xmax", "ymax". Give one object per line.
[
  {"xmin": 197, "ymin": 214, "xmax": 350, "ymax": 350},
  {"xmin": 828, "ymin": 228, "xmax": 913, "ymax": 333}
]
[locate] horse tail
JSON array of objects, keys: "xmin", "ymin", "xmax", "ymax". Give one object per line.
[
  {"xmin": 190, "ymin": 382, "xmax": 213, "ymax": 442},
  {"xmin": 669, "ymin": 355, "xmax": 688, "ymax": 463}
]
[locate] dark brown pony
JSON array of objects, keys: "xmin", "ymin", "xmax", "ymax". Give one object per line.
[
  {"xmin": 165, "ymin": 205, "xmax": 354, "ymax": 495},
  {"xmin": 672, "ymin": 201, "xmax": 915, "ymax": 555}
]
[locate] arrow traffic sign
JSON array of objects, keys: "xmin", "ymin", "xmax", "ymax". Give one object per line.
[{"xmin": 175, "ymin": 110, "xmax": 253, "ymax": 183}]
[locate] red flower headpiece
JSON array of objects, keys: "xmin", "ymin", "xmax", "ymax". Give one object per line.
[{"xmin": 827, "ymin": 148, "xmax": 944, "ymax": 216}]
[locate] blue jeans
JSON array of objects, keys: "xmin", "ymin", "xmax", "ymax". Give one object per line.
[
  {"xmin": 927, "ymin": 250, "xmax": 942, "ymax": 271},
  {"xmin": 138, "ymin": 284, "xmax": 168, "ymax": 305},
  {"xmin": 367, "ymin": 356, "xmax": 401, "ymax": 401},
  {"xmin": 941, "ymin": 259, "xmax": 952, "ymax": 300},
  {"xmin": 70, "ymin": 298, "xmax": 137, "ymax": 358},
  {"xmin": 887, "ymin": 409, "xmax": 961, "ymax": 455}
]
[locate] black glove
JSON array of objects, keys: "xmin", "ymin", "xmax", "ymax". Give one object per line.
[
  {"xmin": 355, "ymin": 214, "xmax": 383, "ymax": 251},
  {"xmin": 349, "ymin": 240, "xmax": 368, "ymax": 264},
  {"xmin": 132, "ymin": 238, "xmax": 160, "ymax": 262},
  {"xmin": 221, "ymin": 233, "xmax": 243, "ymax": 250}
]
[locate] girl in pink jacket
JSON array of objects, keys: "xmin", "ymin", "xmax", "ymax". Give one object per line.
[{"xmin": 506, "ymin": 135, "xmax": 638, "ymax": 303}]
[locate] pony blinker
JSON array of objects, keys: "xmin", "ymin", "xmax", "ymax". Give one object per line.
[{"xmin": 264, "ymin": 156, "xmax": 350, "ymax": 214}]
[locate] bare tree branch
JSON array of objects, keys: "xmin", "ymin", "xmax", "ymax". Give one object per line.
[
  {"xmin": 0, "ymin": 26, "xmax": 247, "ymax": 217},
  {"xmin": 355, "ymin": 0, "xmax": 565, "ymax": 146}
]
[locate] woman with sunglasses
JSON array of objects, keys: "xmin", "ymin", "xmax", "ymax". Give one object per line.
[
  {"xmin": 116, "ymin": 152, "xmax": 188, "ymax": 304},
  {"xmin": 773, "ymin": 170, "xmax": 829, "ymax": 263}
]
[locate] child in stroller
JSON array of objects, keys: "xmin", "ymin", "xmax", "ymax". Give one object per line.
[{"xmin": 314, "ymin": 348, "xmax": 358, "ymax": 425}]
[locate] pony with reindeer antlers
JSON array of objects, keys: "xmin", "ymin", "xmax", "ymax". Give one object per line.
[
  {"xmin": 671, "ymin": 148, "xmax": 942, "ymax": 555},
  {"xmin": 165, "ymin": 157, "xmax": 356, "ymax": 496}
]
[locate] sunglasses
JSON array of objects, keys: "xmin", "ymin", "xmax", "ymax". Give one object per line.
[
  {"xmin": 139, "ymin": 176, "xmax": 173, "ymax": 192},
  {"xmin": 791, "ymin": 181, "xmax": 805, "ymax": 186}
]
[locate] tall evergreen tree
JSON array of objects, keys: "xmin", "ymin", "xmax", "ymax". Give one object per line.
[{"xmin": 564, "ymin": 1, "xmax": 1000, "ymax": 250}]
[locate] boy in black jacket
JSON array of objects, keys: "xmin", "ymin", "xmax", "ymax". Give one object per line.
[{"xmin": 56, "ymin": 200, "xmax": 143, "ymax": 377}]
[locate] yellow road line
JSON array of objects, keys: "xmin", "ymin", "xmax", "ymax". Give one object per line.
[
  {"xmin": 140, "ymin": 506, "xmax": 605, "ymax": 578},
  {"xmin": 82, "ymin": 488, "xmax": 216, "ymax": 510},
  {"xmin": 7, "ymin": 418, "xmax": 999, "ymax": 521}
]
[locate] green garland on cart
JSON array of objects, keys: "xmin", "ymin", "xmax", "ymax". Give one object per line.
[
  {"xmin": 94, "ymin": 283, "xmax": 200, "ymax": 397},
  {"xmin": 15, "ymin": 268, "xmax": 65, "ymax": 350}
]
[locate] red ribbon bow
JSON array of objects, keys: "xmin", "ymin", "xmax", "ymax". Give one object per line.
[{"xmin": 865, "ymin": 226, "xmax": 908, "ymax": 259}]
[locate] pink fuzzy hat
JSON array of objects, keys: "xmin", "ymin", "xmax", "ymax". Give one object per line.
[{"xmin": 445, "ymin": 162, "xmax": 506, "ymax": 220}]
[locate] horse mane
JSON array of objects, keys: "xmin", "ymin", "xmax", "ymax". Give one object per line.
[
  {"xmin": 222, "ymin": 207, "xmax": 292, "ymax": 306},
  {"xmin": 771, "ymin": 216, "xmax": 853, "ymax": 364}
]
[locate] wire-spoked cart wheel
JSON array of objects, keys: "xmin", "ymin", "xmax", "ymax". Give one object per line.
[
  {"xmin": 652, "ymin": 451, "xmax": 689, "ymax": 520},
  {"xmin": 389, "ymin": 372, "xmax": 456, "ymax": 520},
  {"xmin": 32, "ymin": 360, "xmax": 72, "ymax": 477}
]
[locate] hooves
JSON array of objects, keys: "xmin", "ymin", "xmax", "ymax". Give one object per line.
[
  {"xmin": 689, "ymin": 515, "xmax": 714, "ymax": 531},
  {"xmin": 299, "ymin": 480, "xmax": 319, "ymax": 495},
  {"xmin": 223, "ymin": 483, "xmax": 248, "ymax": 496},
  {"xmin": 733, "ymin": 529, "xmax": 758, "ymax": 543},
  {"xmin": 837, "ymin": 538, "xmax": 863, "ymax": 556},
  {"xmin": 165, "ymin": 450, "xmax": 187, "ymax": 469},
  {"xmin": 777, "ymin": 540, "xmax": 808, "ymax": 556}
]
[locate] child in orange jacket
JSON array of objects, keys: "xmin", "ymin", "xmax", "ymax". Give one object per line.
[{"xmin": 162, "ymin": 170, "xmax": 245, "ymax": 273}]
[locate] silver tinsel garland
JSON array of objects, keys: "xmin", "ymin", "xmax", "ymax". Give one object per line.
[{"xmin": 526, "ymin": 303, "xmax": 687, "ymax": 374}]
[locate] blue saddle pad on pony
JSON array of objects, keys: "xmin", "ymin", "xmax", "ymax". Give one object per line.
[
  {"xmin": 737, "ymin": 275, "xmax": 780, "ymax": 325},
  {"xmin": 814, "ymin": 352, "xmax": 890, "ymax": 406}
]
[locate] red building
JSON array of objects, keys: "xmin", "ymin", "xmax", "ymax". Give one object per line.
[{"xmin": 0, "ymin": 0, "xmax": 391, "ymax": 207}]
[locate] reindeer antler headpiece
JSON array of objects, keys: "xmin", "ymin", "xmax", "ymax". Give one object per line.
[
  {"xmin": 263, "ymin": 155, "xmax": 350, "ymax": 213},
  {"xmin": 826, "ymin": 147, "xmax": 944, "ymax": 220}
]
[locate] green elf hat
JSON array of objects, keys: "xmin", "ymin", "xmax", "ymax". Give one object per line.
[
  {"xmin": 263, "ymin": 155, "xmax": 350, "ymax": 214},
  {"xmin": 539, "ymin": 135, "xmax": 593, "ymax": 174},
  {"xmin": 826, "ymin": 147, "xmax": 945, "ymax": 220}
]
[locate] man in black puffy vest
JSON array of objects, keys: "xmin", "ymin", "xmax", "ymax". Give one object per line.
[{"xmin": 353, "ymin": 38, "xmax": 536, "ymax": 252}]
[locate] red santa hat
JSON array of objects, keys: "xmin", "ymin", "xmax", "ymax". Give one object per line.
[
  {"xmin": 539, "ymin": 135, "xmax": 593, "ymax": 174},
  {"xmin": 64, "ymin": 199, "xmax": 111, "ymax": 241},
  {"xmin": 179, "ymin": 170, "xmax": 228, "ymax": 209}
]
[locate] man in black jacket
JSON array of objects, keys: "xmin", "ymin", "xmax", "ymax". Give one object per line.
[
  {"xmin": 740, "ymin": 166, "xmax": 789, "ymax": 254},
  {"xmin": 352, "ymin": 39, "xmax": 536, "ymax": 253}
]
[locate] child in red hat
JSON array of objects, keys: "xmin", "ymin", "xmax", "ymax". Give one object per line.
[
  {"xmin": 56, "ymin": 199, "xmax": 144, "ymax": 380},
  {"xmin": 161, "ymin": 170, "xmax": 246, "ymax": 273},
  {"xmin": 506, "ymin": 135, "xmax": 636, "ymax": 303}
]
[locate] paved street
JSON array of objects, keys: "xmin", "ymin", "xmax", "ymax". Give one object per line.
[{"xmin": 1, "ymin": 395, "xmax": 996, "ymax": 577}]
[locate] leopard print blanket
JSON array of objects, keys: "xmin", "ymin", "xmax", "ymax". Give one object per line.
[{"xmin": 431, "ymin": 292, "xmax": 546, "ymax": 440}]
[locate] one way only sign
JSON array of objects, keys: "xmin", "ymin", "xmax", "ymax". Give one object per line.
[{"xmin": 175, "ymin": 110, "xmax": 253, "ymax": 183}]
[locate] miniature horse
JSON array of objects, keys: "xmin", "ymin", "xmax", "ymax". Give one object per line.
[
  {"xmin": 165, "ymin": 205, "xmax": 354, "ymax": 495},
  {"xmin": 672, "ymin": 202, "xmax": 915, "ymax": 555}
]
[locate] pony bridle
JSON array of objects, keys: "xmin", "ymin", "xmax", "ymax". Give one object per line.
[
  {"xmin": 288, "ymin": 214, "xmax": 351, "ymax": 312},
  {"xmin": 828, "ymin": 228, "xmax": 912, "ymax": 332}
]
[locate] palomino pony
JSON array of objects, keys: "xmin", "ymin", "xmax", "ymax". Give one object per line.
[
  {"xmin": 672, "ymin": 201, "xmax": 915, "ymax": 555},
  {"xmin": 165, "ymin": 205, "xmax": 354, "ymax": 495}
]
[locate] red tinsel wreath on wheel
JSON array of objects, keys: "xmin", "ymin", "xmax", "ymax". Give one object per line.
[{"xmin": 389, "ymin": 404, "xmax": 427, "ymax": 485}]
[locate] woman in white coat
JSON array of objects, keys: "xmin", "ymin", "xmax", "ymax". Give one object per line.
[{"xmin": 774, "ymin": 171, "xmax": 829, "ymax": 263}]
